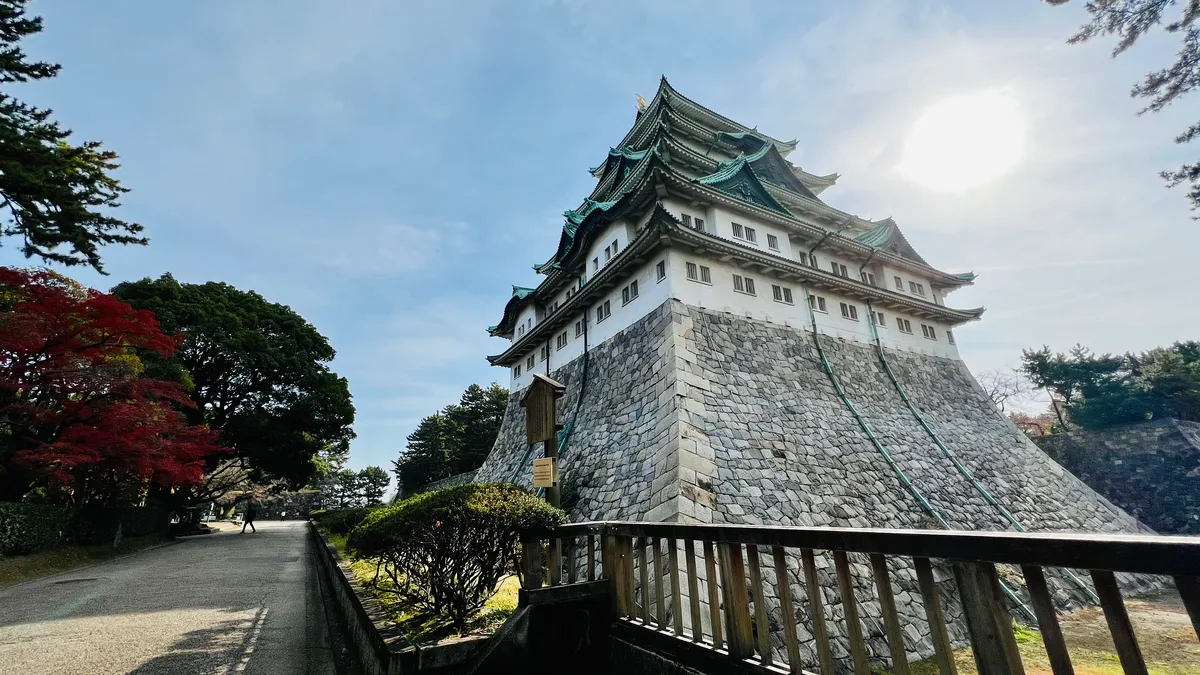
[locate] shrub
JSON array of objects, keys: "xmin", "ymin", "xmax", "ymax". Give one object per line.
[
  {"xmin": 347, "ymin": 483, "xmax": 565, "ymax": 629},
  {"xmin": 311, "ymin": 506, "xmax": 379, "ymax": 535},
  {"xmin": 0, "ymin": 502, "xmax": 70, "ymax": 556}
]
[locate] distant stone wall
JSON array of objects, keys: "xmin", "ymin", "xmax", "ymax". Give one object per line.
[
  {"xmin": 417, "ymin": 470, "xmax": 479, "ymax": 495},
  {"xmin": 1034, "ymin": 419, "xmax": 1200, "ymax": 534},
  {"xmin": 477, "ymin": 299, "xmax": 1151, "ymax": 667}
]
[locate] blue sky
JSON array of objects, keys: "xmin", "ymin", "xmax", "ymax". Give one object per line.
[{"xmin": 8, "ymin": 1, "xmax": 1200, "ymax": 476}]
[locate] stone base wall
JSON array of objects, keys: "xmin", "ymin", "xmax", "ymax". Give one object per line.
[
  {"xmin": 1034, "ymin": 419, "xmax": 1200, "ymax": 534},
  {"xmin": 477, "ymin": 299, "xmax": 1151, "ymax": 667}
]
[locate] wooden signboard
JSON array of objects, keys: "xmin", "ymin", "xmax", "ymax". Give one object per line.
[
  {"xmin": 521, "ymin": 372, "xmax": 566, "ymax": 444},
  {"xmin": 532, "ymin": 457, "xmax": 558, "ymax": 488}
]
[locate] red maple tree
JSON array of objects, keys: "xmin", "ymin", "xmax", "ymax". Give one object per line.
[{"xmin": 0, "ymin": 267, "xmax": 223, "ymax": 503}]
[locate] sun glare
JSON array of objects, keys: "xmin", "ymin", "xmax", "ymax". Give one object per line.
[{"xmin": 898, "ymin": 89, "xmax": 1025, "ymax": 192}]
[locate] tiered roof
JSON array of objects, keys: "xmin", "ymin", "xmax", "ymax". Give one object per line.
[{"xmin": 489, "ymin": 78, "xmax": 981, "ymax": 351}]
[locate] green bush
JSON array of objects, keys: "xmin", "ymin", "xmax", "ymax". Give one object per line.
[
  {"xmin": 347, "ymin": 483, "xmax": 565, "ymax": 629},
  {"xmin": 0, "ymin": 502, "xmax": 70, "ymax": 556},
  {"xmin": 311, "ymin": 506, "xmax": 379, "ymax": 535}
]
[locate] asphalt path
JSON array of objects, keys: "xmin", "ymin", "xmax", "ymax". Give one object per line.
[{"xmin": 0, "ymin": 520, "xmax": 336, "ymax": 675}]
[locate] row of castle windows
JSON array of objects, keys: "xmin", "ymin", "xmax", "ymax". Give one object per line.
[
  {"xmin": 679, "ymin": 207, "xmax": 938, "ymax": 305},
  {"xmin": 686, "ymin": 259, "xmax": 956, "ymax": 344},
  {"xmin": 512, "ymin": 253, "xmax": 954, "ymax": 379}
]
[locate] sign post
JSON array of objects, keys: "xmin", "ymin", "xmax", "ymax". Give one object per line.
[{"xmin": 521, "ymin": 373, "xmax": 566, "ymax": 507}]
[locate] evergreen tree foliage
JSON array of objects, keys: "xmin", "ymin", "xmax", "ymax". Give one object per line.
[
  {"xmin": 393, "ymin": 383, "xmax": 508, "ymax": 492},
  {"xmin": 357, "ymin": 465, "xmax": 390, "ymax": 504},
  {"xmin": 110, "ymin": 274, "xmax": 356, "ymax": 499},
  {"xmin": 1050, "ymin": 0, "xmax": 1200, "ymax": 215},
  {"xmin": 0, "ymin": 0, "xmax": 145, "ymax": 271},
  {"xmin": 1021, "ymin": 341, "xmax": 1200, "ymax": 430}
]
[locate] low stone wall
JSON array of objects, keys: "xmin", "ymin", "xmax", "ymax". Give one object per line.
[
  {"xmin": 1034, "ymin": 419, "xmax": 1200, "ymax": 534},
  {"xmin": 308, "ymin": 521, "xmax": 489, "ymax": 674}
]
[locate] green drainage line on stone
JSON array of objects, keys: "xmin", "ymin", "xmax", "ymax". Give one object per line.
[
  {"xmin": 801, "ymin": 286, "xmax": 946, "ymax": 524},
  {"xmin": 519, "ymin": 305, "xmax": 591, "ymax": 497},
  {"xmin": 864, "ymin": 301, "xmax": 1099, "ymax": 605},
  {"xmin": 802, "ymin": 285, "xmax": 1036, "ymax": 622}
]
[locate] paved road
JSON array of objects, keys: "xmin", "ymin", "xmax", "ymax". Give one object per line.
[{"xmin": 0, "ymin": 521, "xmax": 337, "ymax": 675}]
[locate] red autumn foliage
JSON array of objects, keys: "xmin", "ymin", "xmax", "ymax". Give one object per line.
[{"xmin": 0, "ymin": 267, "xmax": 223, "ymax": 498}]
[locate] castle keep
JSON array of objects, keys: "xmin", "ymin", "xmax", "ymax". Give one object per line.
[{"xmin": 474, "ymin": 79, "xmax": 1147, "ymax": 662}]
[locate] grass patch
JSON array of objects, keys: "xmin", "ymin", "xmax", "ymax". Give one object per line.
[
  {"xmin": 323, "ymin": 528, "xmax": 519, "ymax": 646},
  {"xmin": 0, "ymin": 534, "xmax": 171, "ymax": 588},
  {"xmin": 882, "ymin": 594, "xmax": 1200, "ymax": 675}
]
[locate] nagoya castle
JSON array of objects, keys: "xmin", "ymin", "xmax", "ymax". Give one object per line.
[{"xmin": 475, "ymin": 78, "xmax": 1145, "ymax": 659}]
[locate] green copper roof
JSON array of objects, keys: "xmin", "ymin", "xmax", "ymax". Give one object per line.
[
  {"xmin": 953, "ymin": 272, "xmax": 977, "ymax": 282},
  {"xmin": 564, "ymin": 198, "xmax": 621, "ymax": 225},
  {"xmin": 714, "ymin": 130, "xmax": 798, "ymax": 156},
  {"xmin": 512, "ymin": 286, "xmax": 535, "ymax": 299},
  {"xmin": 694, "ymin": 154, "xmax": 793, "ymax": 216},
  {"xmin": 588, "ymin": 147, "xmax": 650, "ymax": 177},
  {"xmin": 854, "ymin": 219, "xmax": 929, "ymax": 266},
  {"xmin": 855, "ymin": 219, "xmax": 899, "ymax": 248}
]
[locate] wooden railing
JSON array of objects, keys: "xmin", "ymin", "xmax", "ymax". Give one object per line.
[{"xmin": 520, "ymin": 521, "xmax": 1200, "ymax": 675}]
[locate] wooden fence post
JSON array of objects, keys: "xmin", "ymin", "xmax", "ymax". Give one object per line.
[{"xmin": 953, "ymin": 562, "xmax": 1025, "ymax": 675}]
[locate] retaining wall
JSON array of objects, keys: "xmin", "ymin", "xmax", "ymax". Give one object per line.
[{"xmin": 308, "ymin": 522, "xmax": 489, "ymax": 674}]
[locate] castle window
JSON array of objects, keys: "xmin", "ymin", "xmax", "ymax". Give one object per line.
[
  {"xmin": 681, "ymin": 214, "xmax": 692, "ymax": 227},
  {"xmin": 767, "ymin": 234, "xmax": 779, "ymax": 251},
  {"xmin": 840, "ymin": 303, "xmax": 859, "ymax": 321},
  {"xmin": 700, "ymin": 265, "xmax": 711, "ymax": 283},
  {"xmin": 909, "ymin": 281, "xmax": 926, "ymax": 297},
  {"xmin": 732, "ymin": 274, "xmax": 756, "ymax": 295},
  {"xmin": 539, "ymin": 345, "xmax": 548, "ymax": 361},
  {"xmin": 556, "ymin": 331, "xmax": 568, "ymax": 350},
  {"xmin": 527, "ymin": 354, "xmax": 535, "ymax": 369},
  {"xmin": 656, "ymin": 260, "xmax": 666, "ymax": 282},
  {"xmin": 798, "ymin": 252, "xmax": 808, "ymax": 266},
  {"xmin": 694, "ymin": 217, "xmax": 705, "ymax": 233},
  {"xmin": 622, "ymin": 280, "xmax": 639, "ymax": 305},
  {"xmin": 896, "ymin": 318, "xmax": 913, "ymax": 334},
  {"xmin": 771, "ymin": 284, "xmax": 794, "ymax": 304},
  {"xmin": 732, "ymin": 222, "xmax": 757, "ymax": 243},
  {"xmin": 604, "ymin": 245, "xmax": 612, "ymax": 262},
  {"xmin": 808, "ymin": 295, "xmax": 827, "ymax": 313},
  {"xmin": 596, "ymin": 300, "xmax": 611, "ymax": 323},
  {"xmin": 686, "ymin": 262, "xmax": 712, "ymax": 285},
  {"xmin": 593, "ymin": 257, "xmax": 599, "ymax": 273},
  {"xmin": 575, "ymin": 320, "xmax": 583, "ymax": 337},
  {"xmin": 873, "ymin": 311, "xmax": 886, "ymax": 327},
  {"xmin": 744, "ymin": 226, "xmax": 757, "ymax": 243},
  {"xmin": 517, "ymin": 324, "xmax": 525, "ymax": 338},
  {"xmin": 513, "ymin": 365, "xmax": 522, "ymax": 377},
  {"xmin": 732, "ymin": 222, "xmax": 743, "ymax": 238},
  {"xmin": 612, "ymin": 239, "xmax": 619, "ymax": 253},
  {"xmin": 831, "ymin": 261, "xmax": 848, "ymax": 278},
  {"xmin": 809, "ymin": 254, "xmax": 819, "ymax": 269},
  {"xmin": 861, "ymin": 272, "xmax": 877, "ymax": 286},
  {"xmin": 947, "ymin": 330, "xmax": 956, "ymax": 345},
  {"xmin": 894, "ymin": 276, "xmax": 904, "ymax": 290},
  {"xmin": 921, "ymin": 324, "xmax": 937, "ymax": 340}
]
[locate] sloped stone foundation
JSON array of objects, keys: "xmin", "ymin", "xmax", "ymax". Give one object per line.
[{"xmin": 476, "ymin": 299, "xmax": 1152, "ymax": 666}]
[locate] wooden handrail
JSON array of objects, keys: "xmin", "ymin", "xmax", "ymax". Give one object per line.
[
  {"xmin": 523, "ymin": 520, "xmax": 1200, "ymax": 675},
  {"xmin": 532, "ymin": 521, "xmax": 1200, "ymax": 575}
]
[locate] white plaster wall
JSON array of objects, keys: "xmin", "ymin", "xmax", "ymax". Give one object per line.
[
  {"xmin": 582, "ymin": 220, "xmax": 632, "ymax": 281},
  {"xmin": 665, "ymin": 249, "xmax": 961, "ymax": 360},
  {"xmin": 507, "ymin": 256, "xmax": 671, "ymax": 392}
]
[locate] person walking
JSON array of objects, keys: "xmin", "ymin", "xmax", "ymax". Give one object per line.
[{"xmin": 241, "ymin": 500, "xmax": 258, "ymax": 534}]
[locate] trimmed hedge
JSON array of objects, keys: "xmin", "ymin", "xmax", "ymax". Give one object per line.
[
  {"xmin": 72, "ymin": 506, "xmax": 169, "ymax": 546},
  {"xmin": 0, "ymin": 502, "xmax": 71, "ymax": 556},
  {"xmin": 348, "ymin": 483, "xmax": 565, "ymax": 628}
]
